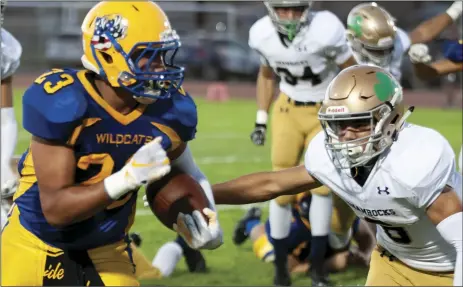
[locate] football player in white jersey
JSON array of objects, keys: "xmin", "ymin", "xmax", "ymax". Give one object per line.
[
  {"xmin": 1, "ymin": 1, "xmax": 22, "ymax": 228},
  {"xmin": 345, "ymin": 2, "xmax": 410, "ymax": 81},
  {"xmin": 213, "ymin": 65, "xmax": 462, "ymax": 286},
  {"xmin": 247, "ymin": 1, "xmax": 357, "ymax": 285}
]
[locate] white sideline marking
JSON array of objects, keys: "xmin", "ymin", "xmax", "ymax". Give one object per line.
[
  {"xmin": 135, "ymin": 203, "xmax": 266, "ymax": 217},
  {"xmin": 196, "ymin": 155, "xmax": 265, "ymax": 164}
]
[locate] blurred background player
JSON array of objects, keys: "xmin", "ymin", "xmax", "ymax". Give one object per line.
[
  {"xmin": 151, "ymin": 236, "xmax": 208, "ymax": 277},
  {"xmin": 407, "ymin": 1, "xmax": 462, "ymax": 173},
  {"xmin": 1, "ymin": 2, "xmax": 222, "ymax": 286},
  {"xmin": 1, "ymin": 0, "xmax": 22, "ymax": 221},
  {"xmin": 232, "ymin": 194, "xmax": 375, "ymax": 275},
  {"xmin": 346, "ymin": 2, "xmax": 409, "ymax": 81},
  {"xmin": 346, "ymin": 1, "xmax": 458, "ymax": 81},
  {"xmin": 247, "ymin": 0, "xmax": 357, "ymax": 285}
]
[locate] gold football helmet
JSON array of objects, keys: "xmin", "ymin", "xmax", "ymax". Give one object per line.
[
  {"xmin": 318, "ymin": 65, "xmax": 413, "ymax": 169},
  {"xmin": 264, "ymin": 0, "xmax": 313, "ymax": 41},
  {"xmin": 81, "ymin": 1, "xmax": 184, "ymax": 102},
  {"xmin": 346, "ymin": 2, "xmax": 397, "ymax": 67}
]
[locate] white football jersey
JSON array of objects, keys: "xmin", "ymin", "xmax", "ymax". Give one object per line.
[
  {"xmin": 1, "ymin": 206, "xmax": 7, "ymax": 230},
  {"xmin": 249, "ymin": 12, "xmax": 353, "ymax": 102},
  {"xmin": 1, "ymin": 28, "xmax": 22, "ymax": 80},
  {"xmin": 350, "ymin": 27, "xmax": 411, "ymax": 81},
  {"xmin": 305, "ymin": 123, "xmax": 462, "ymax": 272}
]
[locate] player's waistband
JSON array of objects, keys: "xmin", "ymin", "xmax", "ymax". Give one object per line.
[
  {"xmin": 376, "ymin": 245, "xmax": 454, "ymax": 274},
  {"xmin": 281, "ymin": 93, "xmax": 322, "ymax": 107}
]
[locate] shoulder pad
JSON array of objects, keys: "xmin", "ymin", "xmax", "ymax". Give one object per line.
[
  {"xmin": 248, "ymin": 16, "xmax": 273, "ymax": 51},
  {"xmin": 310, "ymin": 11, "xmax": 347, "ymax": 47},
  {"xmin": 149, "ymin": 88, "xmax": 198, "ymax": 144},
  {"xmin": 387, "ymin": 124, "xmax": 456, "ymax": 208},
  {"xmin": 304, "ymin": 131, "xmax": 331, "ymax": 175},
  {"xmin": 394, "ymin": 27, "xmax": 411, "ymax": 53},
  {"xmin": 22, "ymin": 69, "xmax": 87, "ymax": 142}
]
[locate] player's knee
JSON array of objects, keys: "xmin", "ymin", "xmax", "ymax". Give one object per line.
[
  {"xmin": 275, "ymin": 195, "xmax": 296, "ymax": 206},
  {"xmin": 326, "ymin": 252, "xmax": 349, "ymax": 273}
]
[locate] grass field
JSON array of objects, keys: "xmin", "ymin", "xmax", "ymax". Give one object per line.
[{"xmin": 12, "ymin": 89, "xmax": 462, "ymax": 286}]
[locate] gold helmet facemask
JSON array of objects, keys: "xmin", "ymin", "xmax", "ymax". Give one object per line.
[
  {"xmin": 318, "ymin": 65, "xmax": 414, "ymax": 170},
  {"xmin": 346, "ymin": 2, "xmax": 397, "ymax": 67}
]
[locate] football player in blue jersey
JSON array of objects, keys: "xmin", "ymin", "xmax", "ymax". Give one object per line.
[
  {"xmin": 232, "ymin": 194, "xmax": 375, "ymax": 275},
  {"xmin": 408, "ymin": 1, "xmax": 462, "ymax": 79},
  {"xmin": 407, "ymin": 1, "xmax": 462, "ymax": 174},
  {"xmin": 1, "ymin": 2, "xmax": 223, "ymax": 286}
]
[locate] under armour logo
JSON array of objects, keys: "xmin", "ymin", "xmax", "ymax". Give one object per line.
[{"xmin": 377, "ymin": 186, "xmax": 390, "ymax": 195}]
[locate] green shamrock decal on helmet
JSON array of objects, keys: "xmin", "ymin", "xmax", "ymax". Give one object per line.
[
  {"xmin": 348, "ymin": 15, "xmax": 363, "ymax": 37},
  {"xmin": 374, "ymin": 72, "xmax": 397, "ymax": 101}
]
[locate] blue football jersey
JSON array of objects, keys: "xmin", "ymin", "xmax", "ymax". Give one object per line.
[
  {"xmin": 14, "ymin": 68, "xmax": 198, "ymax": 250},
  {"xmin": 443, "ymin": 39, "xmax": 463, "ymax": 63}
]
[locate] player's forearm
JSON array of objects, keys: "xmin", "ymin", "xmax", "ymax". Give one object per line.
[
  {"xmin": 256, "ymin": 67, "xmax": 275, "ymax": 114},
  {"xmin": 172, "ymin": 145, "xmax": 217, "ymax": 211},
  {"xmin": 40, "ymin": 182, "xmax": 113, "ymax": 228},
  {"xmin": 414, "ymin": 60, "xmax": 462, "ymax": 80},
  {"xmin": 354, "ymin": 219, "xmax": 376, "ymax": 255},
  {"xmin": 409, "ymin": 13, "xmax": 453, "ymax": 45},
  {"xmin": 413, "ymin": 62, "xmax": 440, "ymax": 80},
  {"xmin": 436, "ymin": 212, "xmax": 462, "ymax": 286},
  {"xmin": 213, "ymin": 167, "xmax": 319, "ymax": 204}
]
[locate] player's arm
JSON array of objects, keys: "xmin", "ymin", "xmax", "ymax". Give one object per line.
[
  {"xmin": 256, "ymin": 63, "xmax": 275, "ymax": 116},
  {"xmin": 37, "ymin": 135, "xmax": 170, "ymax": 228},
  {"xmin": 1, "ymin": 29, "xmax": 22, "ymax": 196},
  {"xmin": 413, "ymin": 59, "xmax": 463, "ymax": 80},
  {"xmin": 1, "ymin": 76, "xmax": 18, "ymax": 193},
  {"xmin": 248, "ymin": 22, "xmax": 275, "ymax": 146},
  {"xmin": 32, "ymin": 137, "xmax": 113, "ymax": 227},
  {"xmin": 213, "ymin": 165, "xmax": 322, "ymax": 205},
  {"xmin": 168, "ymin": 143, "xmax": 217, "ymax": 211},
  {"xmin": 163, "ymin": 98, "xmax": 223, "ymax": 250},
  {"xmin": 408, "ymin": 1, "xmax": 462, "ymax": 45},
  {"xmin": 169, "ymin": 142, "xmax": 223, "ymax": 249},
  {"xmin": 251, "ymin": 61, "xmax": 275, "ymax": 146},
  {"xmin": 413, "ymin": 138, "xmax": 463, "ymax": 286},
  {"xmin": 426, "ymin": 186, "xmax": 462, "ymax": 286},
  {"xmin": 350, "ymin": 218, "xmax": 376, "ymax": 266}
]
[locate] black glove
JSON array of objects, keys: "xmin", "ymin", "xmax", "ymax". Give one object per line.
[{"xmin": 250, "ymin": 123, "xmax": 267, "ymax": 146}]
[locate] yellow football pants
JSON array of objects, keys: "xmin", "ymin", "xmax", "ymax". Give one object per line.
[
  {"xmin": 1, "ymin": 206, "xmax": 139, "ymax": 286},
  {"xmin": 366, "ymin": 247, "xmax": 454, "ymax": 286},
  {"xmin": 131, "ymin": 243, "xmax": 162, "ymax": 280},
  {"xmin": 271, "ymin": 93, "xmax": 330, "ymax": 206}
]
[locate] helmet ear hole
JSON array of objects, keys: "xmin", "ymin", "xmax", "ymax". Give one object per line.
[
  {"xmin": 390, "ymin": 114, "xmax": 399, "ymax": 124},
  {"xmin": 100, "ymin": 52, "xmax": 113, "ymax": 64}
]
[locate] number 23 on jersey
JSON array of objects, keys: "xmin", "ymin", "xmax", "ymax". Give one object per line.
[{"xmin": 34, "ymin": 69, "xmax": 75, "ymax": 94}]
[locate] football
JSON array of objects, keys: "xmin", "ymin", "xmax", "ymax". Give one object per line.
[{"xmin": 145, "ymin": 167, "xmax": 209, "ymax": 230}]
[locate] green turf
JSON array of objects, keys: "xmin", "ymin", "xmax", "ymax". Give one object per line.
[{"xmin": 12, "ymin": 89, "xmax": 462, "ymax": 286}]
